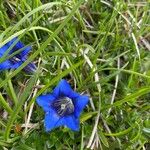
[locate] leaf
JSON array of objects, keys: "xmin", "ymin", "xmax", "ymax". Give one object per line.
[
  {"xmin": 143, "ymin": 128, "xmax": 150, "ymax": 134},
  {"xmin": 4, "ymin": 74, "xmax": 37, "ymax": 140},
  {"xmin": 0, "ymin": 93, "xmax": 13, "ymax": 114},
  {"xmin": 80, "ymin": 111, "xmax": 98, "ymax": 123},
  {"xmin": 104, "ymin": 125, "xmax": 134, "ymax": 137},
  {"xmin": 99, "ymin": 130, "xmax": 109, "ymax": 148},
  {"xmin": 0, "ymin": 0, "xmax": 84, "ymax": 89},
  {"xmin": 102, "ymin": 87, "xmax": 150, "ymax": 110}
]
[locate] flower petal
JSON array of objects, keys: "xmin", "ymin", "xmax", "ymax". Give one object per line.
[
  {"xmin": 36, "ymin": 94, "xmax": 55, "ymax": 112},
  {"xmin": 73, "ymin": 95, "xmax": 89, "ymax": 117},
  {"xmin": 0, "ymin": 38, "xmax": 35, "ymax": 72},
  {"xmin": 10, "ymin": 61, "xmax": 22, "ymax": 69},
  {"xmin": 0, "ymin": 44, "xmax": 9, "ymax": 56},
  {"xmin": 7, "ymin": 37, "xmax": 18, "ymax": 47},
  {"xmin": 52, "ymin": 79, "xmax": 79, "ymax": 99},
  {"xmin": 6, "ymin": 37, "xmax": 31, "ymax": 58},
  {"xmin": 45, "ymin": 114, "xmax": 79, "ymax": 131},
  {"xmin": 0, "ymin": 59, "xmax": 22, "ymax": 71},
  {"xmin": 24, "ymin": 62, "xmax": 36, "ymax": 73},
  {"xmin": 19, "ymin": 46, "xmax": 31, "ymax": 59},
  {"xmin": 63, "ymin": 115, "xmax": 79, "ymax": 131},
  {"xmin": 6, "ymin": 37, "xmax": 23, "ymax": 55},
  {"xmin": 0, "ymin": 60, "xmax": 12, "ymax": 70},
  {"xmin": 44, "ymin": 109, "xmax": 62, "ymax": 132}
]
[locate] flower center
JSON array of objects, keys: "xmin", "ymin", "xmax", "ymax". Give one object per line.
[{"xmin": 52, "ymin": 97, "xmax": 74, "ymax": 116}]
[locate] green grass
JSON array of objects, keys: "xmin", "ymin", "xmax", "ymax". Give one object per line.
[{"xmin": 0, "ymin": 0, "xmax": 150, "ymax": 149}]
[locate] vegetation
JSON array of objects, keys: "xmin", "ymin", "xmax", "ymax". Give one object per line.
[{"xmin": 0, "ymin": 0, "xmax": 149, "ymax": 149}]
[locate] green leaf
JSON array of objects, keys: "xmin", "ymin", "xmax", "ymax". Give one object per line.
[
  {"xmin": 0, "ymin": 93, "xmax": 13, "ymax": 114},
  {"xmin": 4, "ymin": 74, "xmax": 37, "ymax": 140},
  {"xmin": 0, "ymin": 0, "xmax": 84, "ymax": 89},
  {"xmin": 102, "ymin": 87, "xmax": 150, "ymax": 110},
  {"xmin": 143, "ymin": 128, "xmax": 150, "ymax": 134},
  {"xmin": 99, "ymin": 130, "xmax": 109, "ymax": 148},
  {"xmin": 104, "ymin": 125, "xmax": 134, "ymax": 137},
  {"xmin": 80, "ymin": 111, "xmax": 98, "ymax": 123}
]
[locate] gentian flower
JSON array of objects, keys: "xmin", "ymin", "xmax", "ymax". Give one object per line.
[
  {"xmin": 36, "ymin": 79, "xmax": 89, "ymax": 132},
  {"xmin": 0, "ymin": 37, "xmax": 36, "ymax": 72}
]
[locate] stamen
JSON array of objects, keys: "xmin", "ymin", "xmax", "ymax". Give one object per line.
[{"xmin": 52, "ymin": 97, "xmax": 74, "ymax": 116}]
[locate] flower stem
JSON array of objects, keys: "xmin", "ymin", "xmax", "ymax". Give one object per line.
[{"xmin": 0, "ymin": 93, "xmax": 13, "ymax": 114}]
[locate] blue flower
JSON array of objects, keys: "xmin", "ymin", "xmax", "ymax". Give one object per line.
[
  {"xmin": 36, "ymin": 79, "xmax": 89, "ymax": 132},
  {"xmin": 0, "ymin": 37, "xmax": 36, "ymax": 72}
]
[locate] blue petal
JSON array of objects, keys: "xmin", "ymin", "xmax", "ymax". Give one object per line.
[
  {"xmin": 36, "ymin": 94, "xmax": 55, "ymax": 112},
  {"xmin": 73, "ymin": 95, "xmax": 89, "ymax": 118},
  {"xmin": 44, "ymin": 109, "xmax": 62, "ymax": 132},
  {"xmin": 10, "ymin": 61, "xmax": 22, "ymax": 69},
  {"xmin": 9, "ymin": 38, "xmax": 31, "ymax": 58},
  {"xmin": 6, "ymin": 37, "xmax": 22, "ymax": 55},
  {"xmin": 0, "ymin": 38, "xmax": 35, "ymax": 72},
  {"xmin": 0, "ymin": 59, "xmax": 22, "ymax": 71},
  {"xmin": 6, "ymin": 37, "xmax": 18, "ymax": 47},
  {"xmin": 0, "ymin": 44, "xmax": 9, "ymax": 56},
  {"xmin": 0, "ymin": 60, "xmax": 13, "ymax": 70},
  {"xmin": 63, "ymin": 115, "xmax": 79, "ymax": 131},
  {"xmin": 23, "ymin": 62, "xmax": 36, "ymax": 73},
  {"xmin": 15, "ymin": 45, "xmax": 31, "ymax": 59},
  {"xmin": 21, "ymin": 46, "xmax": 31, "ymax": 57},
  {"xmin": 4, "ymin": 37, "xmax": 30, "ymax": 58},
  {"xmin": 52, "ymin": 79, "xmax": 79, "ymax": 99},
  {"xmin": 45, "ymin": 113, "xmax": 79, "ymax": 131}
]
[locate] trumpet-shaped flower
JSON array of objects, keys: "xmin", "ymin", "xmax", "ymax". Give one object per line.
[
  {"xmin": 0, "ymin": 37, "xmax": 36, "ymax": 72},
  {"xmin": 36, "ymin": 79, "xmax": 89, "ymax": 132}
]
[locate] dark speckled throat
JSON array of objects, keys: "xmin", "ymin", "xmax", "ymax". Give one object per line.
[{"xmin": 52, "ymin": 97, "xmax": 74, "ymax": 116}]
